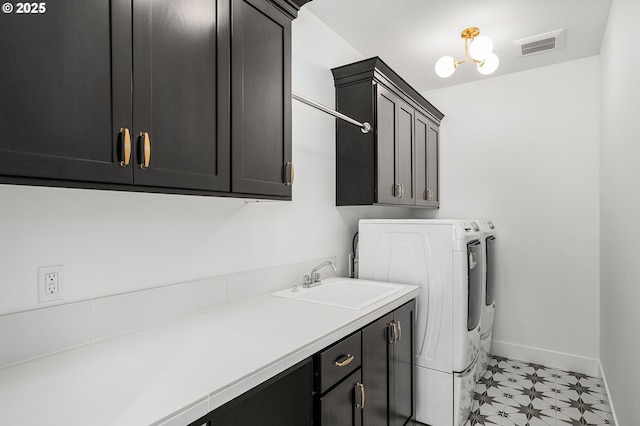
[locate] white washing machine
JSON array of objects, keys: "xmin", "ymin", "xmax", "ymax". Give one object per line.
[
  {"xmin": 358, "ymin": 219, "xmax": 483, "ymax": 426},
  {"xmin": 474, "ymin": 220, "xmax": 497, "ymax": 382}
]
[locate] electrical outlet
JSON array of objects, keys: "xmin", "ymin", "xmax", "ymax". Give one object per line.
[
  {"xmin": 45, "ymin": 272, "xmax": 59, "ymax": 295},
  {"xmin": 38, "ymin": 265, "xmax": 64, "ymax": 303}
]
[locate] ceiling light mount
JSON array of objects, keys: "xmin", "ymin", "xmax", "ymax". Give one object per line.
[
  {"xmin": 435, "ymin": 27, "xmax": 499, "ymax": 78},
  {"xmin": 461, "ymin": 27, "xmax": 480, "ymax": 40}
]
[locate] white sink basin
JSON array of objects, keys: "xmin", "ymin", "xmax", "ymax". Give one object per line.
[{"xmin": 272, "ymin": 278, "xmax": 404, "ymax": 310}]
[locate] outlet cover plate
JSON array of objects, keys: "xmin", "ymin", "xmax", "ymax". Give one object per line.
[{"xmin": 38, "ymin": 265, "xmax": 64, "ymax": 303}]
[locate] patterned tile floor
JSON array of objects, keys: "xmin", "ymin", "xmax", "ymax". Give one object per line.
[{"xmin": 464, "ymin": 355, "xmax": 615, "ymax": 426}]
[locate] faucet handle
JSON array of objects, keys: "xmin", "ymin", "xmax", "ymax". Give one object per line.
[
  {"xmin": 313, "ymin": 272, "xmax": 321, "ymax": 283},
  {"xmin": 303, "ymin": 275, "xmax": 311, "ymax": 287}
]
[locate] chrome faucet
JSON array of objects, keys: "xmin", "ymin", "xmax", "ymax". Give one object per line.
[{"xmin": 303, "ymin": 261, "xmax": 337, "ymax": 288}]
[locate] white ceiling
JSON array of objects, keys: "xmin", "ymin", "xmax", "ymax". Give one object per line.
[{"xmin": 304, "ymin": 0, "xmax": 612, "ymax": 92}]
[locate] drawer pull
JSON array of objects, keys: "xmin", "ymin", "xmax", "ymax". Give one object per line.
[
  {"xmin": 334, "ymin": 354, "xmax": 354, "ymax": 367},
  {"xmin": 355, "ymin": 382, "xmax": 366, "ymax": 409}
]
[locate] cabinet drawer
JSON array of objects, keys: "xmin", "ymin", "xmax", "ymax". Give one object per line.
[
  {"xmin": 318, "ymin": 368, "xmax": 363, "ymax": 426},
  {"xmin": 317, "ymin": 331, "xmax": 361, "ymax": 393}
]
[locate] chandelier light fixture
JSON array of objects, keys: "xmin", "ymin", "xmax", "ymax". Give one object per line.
[{"xmin": 435, "ymin": 27, "xmax": 499, "ymax": 78}]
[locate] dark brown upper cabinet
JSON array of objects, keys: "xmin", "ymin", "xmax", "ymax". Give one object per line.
[
  {"xmin": 230, "ymin": 0, "xmax": 293, "ymax": 197},
  {"xmin": 332, "ymin": 57, "xmax": 444, "ymax": 208},
  {"xmin": 0, "ymin": 0, "xmax": 133, "ymax": 185},
  {"xmin": 0, "ymin": 0, "xmax": 308, "ymax": 199},
  {"xmin": 131, "ymin": 0, "xmax": 229, "ymax": 192}
]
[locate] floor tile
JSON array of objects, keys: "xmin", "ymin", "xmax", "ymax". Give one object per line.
[{"xmin": 466, "ymin": 355, "xmax": 615, "ymax": 426}]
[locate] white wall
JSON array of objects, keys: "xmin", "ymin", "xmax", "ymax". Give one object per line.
[
  {"xmin": 419, "ymin": 57, "xmax": 601, "ymax": 371},
  {"xmin": 0, "ymin": 4, "xmax": 607, "ymax": 384},
  {"xmin": 600, "ymin": 0, "xmax": 640, "ymax": 423},
  {"xmin": 0, "ymin": 9, "xmax": 411, "ymax": 316}
]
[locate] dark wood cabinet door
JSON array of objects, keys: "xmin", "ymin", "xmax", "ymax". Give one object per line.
[
  {"xmin": 362, "ymin": 301, "xmax": 416, "ymax": 426},
  {"xmin": 397, "ymin": 101, "xmax": 415, "ymax": 206},
  {"xmin": 0, "ymin": 0, "xmax": 132, "ymax": 184},
  {"xmin": 131, "ymin": 0, "xmax": 229, "ymax": 191},
  {"xmin": 195, "ymin": 358, "xmax": 313, "ymax": 426},
  {"xmin": 362, "ymin": 313, "xmax": 393, "ymax": 426},
  {"xmin": 375, "ymin": 85, "xmax": 415, "ymax": 206},
  {"xmin": 230, "ymin": 0, "xmax": 292, "ymax": 197},
  {"xmin": 319, "ymin": 369, "xmax": 363, "ymax": 426},
  {"xmin": 376, "ymin": 86, "xmax": 398, "ymax": 205},
  {"xmin": 426, "ymin": 120, "xmax": 440, "ymax": 208},
  {"xmin": 415, "ymin": 111, "xmax": 429, "ymax": 207},
  {"xmin": 413, "ymin": 111, "xmax": 440, "ymax": 208},
  {"xmin": 390, "ymin": 300, "xmax": 415, "ymax": 426}
]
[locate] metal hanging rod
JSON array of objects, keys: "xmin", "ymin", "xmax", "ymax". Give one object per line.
[{"xmin": 292, "ymin": 92, "xmax": 371, "ymax": 134}]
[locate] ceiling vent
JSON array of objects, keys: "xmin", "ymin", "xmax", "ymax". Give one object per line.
[{"xmin": 514, "ymin": 29, "xmax": 566, "ymax": 57}]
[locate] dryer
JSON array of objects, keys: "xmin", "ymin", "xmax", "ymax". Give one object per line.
[
  {"xmin": 474, "ymin": 220, "xmax": 497, "ymax": 382},
  {"xmin": 358, "ymin": 219, "xmax": 483, "ymax": 426}
]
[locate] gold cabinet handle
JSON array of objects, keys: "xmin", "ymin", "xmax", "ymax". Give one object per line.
[
  {"xmin": 285, "ymin": 161, "xmax": 294, "ymax": 186},
  {"xmin": 355, "ymin": 383, "xmax": 366, "ymax": 409},
  {"xmin": 426, "ymin": 188, "xmax": 434, "ymax": 201},
  {"xmin": 393, "ymin": 184, "xmax": 405, "ymax": 198},
  {"xmin": 139, "ymin": 132, "xmax": 151, "ymax": 169},
  {"xmin": 119, "ymin": 128, "xmax": 131, "ymax": 167},
  {"xmin": 334, "ymin": 354, "xmax": 354, "ymax": 367},
  {"xmin": 393, "ymin": 184, "xmax": 400, "ymax": 198}
]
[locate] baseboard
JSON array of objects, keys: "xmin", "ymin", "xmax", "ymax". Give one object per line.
[
  {"xmin": 598, "ymin": 360, "xmax": 620, "ymax": 426},
  {"xmin": 491, "ymin": 340, "xmax": 600, "ymax": 377}
]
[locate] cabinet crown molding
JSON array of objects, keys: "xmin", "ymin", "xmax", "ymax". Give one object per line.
[{"xmin": 332, "ymin": 56, "xmax": 444, "ymax": 122}]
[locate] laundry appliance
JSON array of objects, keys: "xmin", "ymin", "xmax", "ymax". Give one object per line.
[
  {"xmin": 474, "ymin": 220, "xmax": 497, "ymax": 382},
  {"xmin": 358, "ymin": 219, "xmax": 483, "ymax": 426}
]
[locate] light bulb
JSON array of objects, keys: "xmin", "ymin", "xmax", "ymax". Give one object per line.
[
  {"xmin": 435, "ymin": 56, "xmax": 456, "ymax": 78},
  {"xmin": 469, "ymin": 36, "xmax": 494, "ymax": 61},
  {"xmin": 477, "ymin": 52, "xmax": 499, "ymax": 75}
]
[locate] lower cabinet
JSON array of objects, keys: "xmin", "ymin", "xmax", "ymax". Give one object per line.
[
  {"xmin": 363, "ymin": 300, "xmax": 415, "ymax": 426},
  {"xmin": 392, "ymin": 301, "xmax": 416, "ymax": 426},
  {"xmin": 315, "ymin": 330, "xmax": 364, "ymax": 426},
  {"xmin": 188, "ymin": 299, "xmax": 415, "ymax": 426},
  {"xmin": 188, "ymin": 358, "xmax": 313, "ymax": 426},
  {"xmin": 318, "ymin": 369, "xmax": 364, "ymax": 426},
  {"xmin": 317, "ymin": 300, "xmax": 416, "ymax": 426}
]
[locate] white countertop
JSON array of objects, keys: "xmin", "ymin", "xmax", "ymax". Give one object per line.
[{"xmin": 0, "ymin": 278, "xmax": 420, "ymax": 426}]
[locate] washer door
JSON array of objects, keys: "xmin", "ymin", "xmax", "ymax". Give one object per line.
[
  {"xmin": 467, "ymin": 240, "xmax": 482, "ymax": 331},
  {"xmin": 485, "ymin": 235, "xmax": 496, "ymax": 306}
]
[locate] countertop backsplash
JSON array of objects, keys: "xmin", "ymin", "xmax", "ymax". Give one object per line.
[{"xmin": 0, "ymin": 256, "xmax": 335, "ymax": 370}]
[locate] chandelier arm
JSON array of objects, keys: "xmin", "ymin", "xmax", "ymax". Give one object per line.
[
  {"xmin": 454, "ymin": 57, "xmax": 467, "ymax": 67},
  {"xmin": 454, "ymin": 37, "xmax": 471, "ymax": 67}
]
